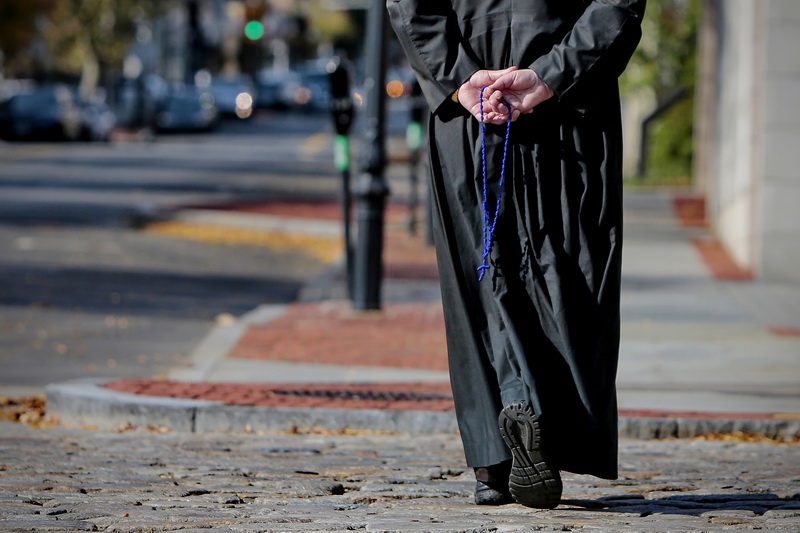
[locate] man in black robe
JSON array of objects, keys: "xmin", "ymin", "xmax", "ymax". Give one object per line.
[{"xmin": 387, "ymin": 0, "xmax": 646, "ymax": 508}]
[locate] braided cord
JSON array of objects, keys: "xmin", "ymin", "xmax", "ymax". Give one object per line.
[{"xmin": 477, "ymin": 87, "xmax": 513, "ymax": 281}]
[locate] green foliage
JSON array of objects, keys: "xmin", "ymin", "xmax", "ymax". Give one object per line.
[
  {"xmin": 644, "ymin": 95, "xmax": 695, "ymax": 185},
  {"xmin": 0, "ymin": 0, "xmax": 55, "ymax": 77},
  {"xmin": 43, "ymin": 0, "xmax": 176, "ymax": 81},
  {"xmin": 621, "ymin": 0, "xmax": 699, "ymax": 185},
  {"xmin": 304, "ymin": 1, "xmax": 359, "ymax": 49}
]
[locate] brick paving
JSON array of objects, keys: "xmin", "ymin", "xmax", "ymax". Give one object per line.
[
  {"xmin": 671, "ymin": 194, "xmax": 756, "ymax": 281},
  {"xmin": 672, "ymin": 195, "xmax": 707, "ymax": 228},
  {"xmin": 768, "ymin": 327, "xmax": 800, "ymax": 338},
  {"xmin": 228, "ymin": 301, "xmax": 447, "ymax": 369},
  {"xmin": 691, "ymin": 238, "xmax": 755, "ymax": 281},
  {"xmin": 104, "ymin": 380, "xmax": 455, "ymax": 411}
]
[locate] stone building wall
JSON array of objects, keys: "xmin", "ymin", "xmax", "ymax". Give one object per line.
[{"xmin": 697, "ymin": 0, "xmax": 800, "ymax": 282}]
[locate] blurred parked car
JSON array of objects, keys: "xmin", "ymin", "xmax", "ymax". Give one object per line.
[
  {"xmin": 255, "ymin": 70, "xmax": 289, "ymax": 110},
  {"xmin": 278, "ymin": 69, "xmax": 331, "ymax": 112},
  {"xmin": 0, "ymin": 85, "xmax": 81, "ymax": 141},
  {"xmin": 154, "ymin": 92, "xmax": 218, "ymax": 133},
  {"xmin": 209, "ymin": 75, "xmax": 256, "ymax": 118},
  {"xmin": 78, "ymin": 98, "xmax": 116, "ymax": 142}
]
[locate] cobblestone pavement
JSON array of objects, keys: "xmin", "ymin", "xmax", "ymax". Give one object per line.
[{"xmin": 1, "ymin": 421, "xmax": 799, "ymax": 532}]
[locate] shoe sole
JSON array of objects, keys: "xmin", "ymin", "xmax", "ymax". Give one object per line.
[{"xmin": 498, "ymin": 401, "xmax": 562, "ymax": 509}]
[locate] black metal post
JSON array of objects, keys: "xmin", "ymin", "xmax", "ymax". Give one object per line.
[
  {"xmin": 186, "ymin": 0, "xmax": 204, "ymax": 84},
  {"xmin": 328, "ymin": 57, "xmax": 355, "ymax": 299},
  {"xmin": 352, "ymin": 0, "xmax": 390, "ymax": 311}
]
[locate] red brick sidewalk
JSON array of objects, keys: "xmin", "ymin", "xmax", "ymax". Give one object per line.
[
  {"xmin": 217, "ymin": 199, "xmax": 445, "ymax": 368},
  {"xmin": 104, "ymin": 381, "xmax": 455, "ymax": 411},
  {"xmin": 229, "ymin": 301, "xmax": 447, "ymax": 370}
]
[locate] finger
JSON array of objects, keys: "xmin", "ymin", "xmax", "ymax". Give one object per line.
[
  {"xmin": 471, "ymin": 66, "xmax": 519, "ymax": 90},
  {"xmin": 488, "ymin": 112, "xmax": 512, "ymax": 125},
  {"xmin": 486, "ymin": 71, "xmax": 521, "ymax": 92},
  {"xmin": 495, "ymin": 100, "xmax": 509, "ymax": 115},
  {"xmin": 485, "ymin": 66, "xmax": 519, "ymax": 82},
  {"xmin": 480, "ymin": 110, "xmax": 499, "ymax": 124},
  {"xmin": 499, "ymin": 96, "xmax": 524, "ymax": 113},
  {"xmin": 487, "ymin": 92, "xmax": 507, "ymax": 114},
  {"xmin": 483, "ymin": 110, "xmax": 498, "ymax": 123},
  {"xmin": 473, "ymin": 103, "xmax": 495, "ymax": 121},
  {"xmin": 469, "ymin": 70, "xmax": 496, "ymax": 88},
  {"xmin": 478, "ymin": 108, "xmax": 502, "ymax": 122}
]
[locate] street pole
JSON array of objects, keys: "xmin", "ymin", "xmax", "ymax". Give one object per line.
[
  {"xmin": 352, "ymin": 0, "xmax": 390, "ymax": 311},
  {"xmin": 187, "ymin": 0, "xmax": 203, "ymax": 84},
  {"xmin": 327, "ymin": 57, "xmax": 355, "ymax": 299}
]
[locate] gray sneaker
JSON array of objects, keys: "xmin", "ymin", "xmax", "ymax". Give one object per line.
[
  {"xmin": 475, "ymin": 480, "xmax": 513, "ymax": 505},
  {"xmin": 498, "ymin": 401, "xmax": 562, "ymax": 509}
]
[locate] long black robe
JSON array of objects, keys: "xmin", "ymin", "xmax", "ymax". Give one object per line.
[{"xmin": 387, "ymin": 0, "xmax": 645, "ymax": 479}]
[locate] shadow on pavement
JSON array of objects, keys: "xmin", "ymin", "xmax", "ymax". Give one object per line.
[
  {"xmin": 563, "ymin": 493, "xmax": 800, "ymax": 515},
  {"xmin": 0, "ymin": 263, "xmax": 302, "ymax": 319}
]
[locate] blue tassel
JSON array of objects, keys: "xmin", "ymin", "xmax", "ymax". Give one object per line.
[{"xmin": 477, "ymin": 87, "xmax": 512, "ymax": 281}]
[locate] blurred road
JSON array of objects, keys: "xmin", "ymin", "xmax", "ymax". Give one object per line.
[{"xmin": 0, "ymin": 112, "xmax": 351, "ymax": 391}]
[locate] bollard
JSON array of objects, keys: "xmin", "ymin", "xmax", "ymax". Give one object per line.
[
  {"xmin": 328, "ymin": 57, "xmax": 356, "ymax": 299},
  {"xmin": 352, "ymin": 0, "xmax": 390, "ymax": 311}
]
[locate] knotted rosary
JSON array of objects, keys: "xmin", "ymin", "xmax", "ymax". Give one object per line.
[{"xmin": 477, "ymin": 87, "xmax": 513, "ymax": 281}]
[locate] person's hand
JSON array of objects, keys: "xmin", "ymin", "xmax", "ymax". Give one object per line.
[
  {"xmin": 486, "ymin": 69, "xmax": 554, "ymax": 117},
  {"xmin": 457, "ymin": 67, "xmax": 520, "ymax": 124}
]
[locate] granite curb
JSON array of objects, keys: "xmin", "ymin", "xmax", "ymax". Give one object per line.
[
  {"xmin": 45, "ymin": 381, "xmax": 800, "ymax": 440},
  {"xmin": 45, "ymin": 381, "xmax": 458, "ymax": 435}
]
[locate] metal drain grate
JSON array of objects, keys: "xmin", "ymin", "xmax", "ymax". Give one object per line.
[{"xmin": 271, "ymin": 389, "xmax": 453, "ymax": 402}]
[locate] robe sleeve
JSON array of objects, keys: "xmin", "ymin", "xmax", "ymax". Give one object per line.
[
  {"xmin": 530, "ymin": 0, "xmax": 646, "ymax": 113},
  {"xmin": 386, "ymin": 0, "xmax": 482, "ymax": 115}
]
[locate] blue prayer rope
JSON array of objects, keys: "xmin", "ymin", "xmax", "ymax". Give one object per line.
[{"xmin": 477, "ymin": 87, "xmax": 513, "ymax": 281}]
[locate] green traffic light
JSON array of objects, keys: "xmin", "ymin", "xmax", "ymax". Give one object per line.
[{"xmin": 244, "ymin": 20, "xmax": 264, "ymax": 40}]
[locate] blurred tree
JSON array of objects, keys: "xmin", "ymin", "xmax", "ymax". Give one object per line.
[
  {"xmin": 303, "ymin": 1, "xmax": 359, "ymax": 51},
  {"xmin": 621, "ymin": 0, "xmax": 699, "ymax": 184},
  {"xmin": 0, "ymin": 0, "xmax": 55, "ymax": 78},
  {"xmin": 42, "ymin": 0, "xmax": 176, "ymax": 95}
]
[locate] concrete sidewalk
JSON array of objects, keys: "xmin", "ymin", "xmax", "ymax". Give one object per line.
[{"xmin": 45, "ymin": 189, "xmax": 800, "ymax": 439}]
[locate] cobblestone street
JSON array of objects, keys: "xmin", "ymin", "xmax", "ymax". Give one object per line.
[{"xmin": 1, "ymin": 420, "xmax": 798, "ymax": 532}]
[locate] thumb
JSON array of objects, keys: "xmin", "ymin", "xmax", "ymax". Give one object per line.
[
  {"xmin": 486, "ymin": 71, "xmax": 520, "ymax": 92},
  {"xmin": 487, "ymin": 66, "xmax": 519, "ymax": 81},
  {"xmin": 469, "ymin": 66, "xmax": 518, "ymax": 88},
  {"xmin": 468, "ymin": 71, "xmax": 493, "ymax": 88}
]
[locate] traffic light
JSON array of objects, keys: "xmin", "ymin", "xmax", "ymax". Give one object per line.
[
  {"xmin": 244, "ymin": 20, "xmax": 264, "ymax": 40},
  {"xmin": 243, "ymin": 3, "xmax": 267, "ymax": 41}
]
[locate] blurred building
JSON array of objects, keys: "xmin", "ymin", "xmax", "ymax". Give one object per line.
[{"xmin": 695, "ymin": 0, "xmax": 800, "ymax": 282}]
